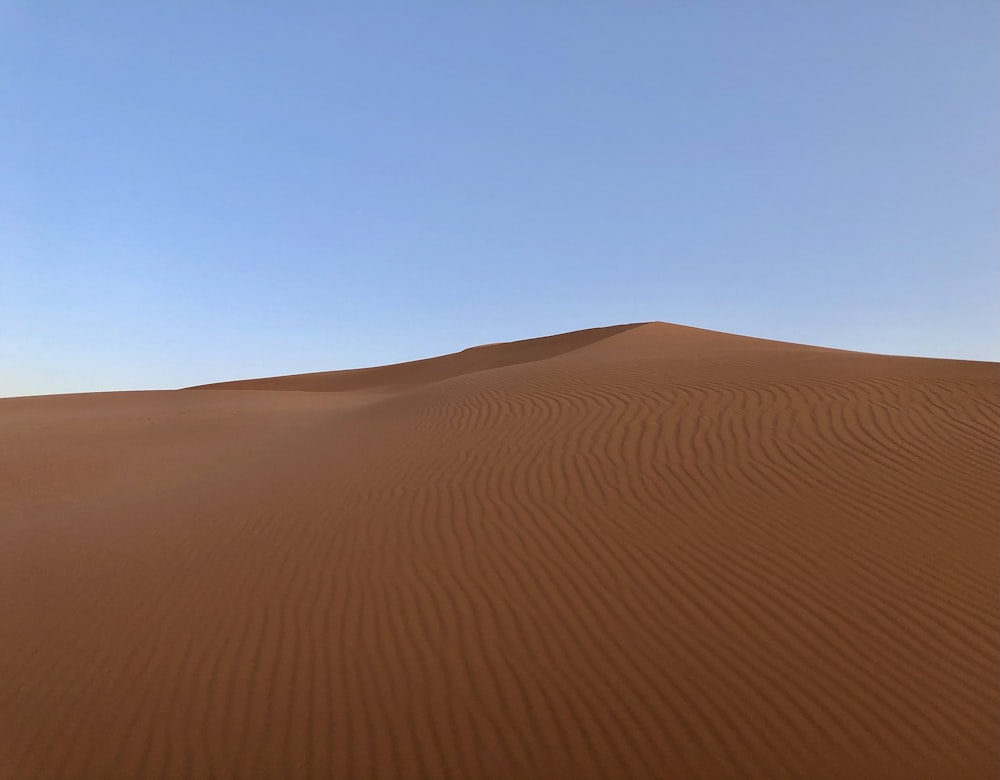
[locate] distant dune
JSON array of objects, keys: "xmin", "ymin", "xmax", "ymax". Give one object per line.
[{"xmin": 2, "ymin": 322, "xmax": 997, "ymax": 779}]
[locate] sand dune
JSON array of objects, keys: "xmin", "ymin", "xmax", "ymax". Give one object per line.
[{"xmin": 2, "ymin": 322, "xmax": 997, "ymax": 779}]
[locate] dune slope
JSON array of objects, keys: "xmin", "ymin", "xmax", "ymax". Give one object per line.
[{"xmin": 1, "ymin": 322, "xmax": 997, "ymax": 779}]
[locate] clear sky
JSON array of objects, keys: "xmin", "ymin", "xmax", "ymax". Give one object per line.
[{"xmin": 2, "ymin": 2, "xmax": 997, "ymax": 397}]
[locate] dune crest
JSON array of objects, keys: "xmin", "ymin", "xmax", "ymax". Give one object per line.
[
  {"xmin": 2, "ymin": 323, "xmax": 997, "ymax": 779},
  {"xmin": 189, "ymin": 322, "xmax": 645, "ymax": 393}
]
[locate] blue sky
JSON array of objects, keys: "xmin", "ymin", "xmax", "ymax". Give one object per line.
[{"xmin": 2, "ymin": 2, "xmax": 997, "ymax": 396}]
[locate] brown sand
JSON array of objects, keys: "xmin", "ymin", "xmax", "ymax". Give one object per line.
[{"xmin": 1, "ymin": 322, "xmax": 997, "ymax": 779}]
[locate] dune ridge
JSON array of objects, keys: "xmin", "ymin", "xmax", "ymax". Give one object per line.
[
  {"xmin": 188, "ymin": 323, "xmax": 646, "ymax": 393},
  {"xmin": 2, "ymin": 322, "xmax": 997, "ymax": 779}
]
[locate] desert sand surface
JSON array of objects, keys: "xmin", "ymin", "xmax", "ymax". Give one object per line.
[{"xmin": 1, "ymin": 322, "xmax": 997, "ymax": 779}]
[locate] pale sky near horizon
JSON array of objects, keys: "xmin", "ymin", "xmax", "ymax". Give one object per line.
[{"xmin": 2, "ymin": 2, "xmax": 997, "ymax": 397}]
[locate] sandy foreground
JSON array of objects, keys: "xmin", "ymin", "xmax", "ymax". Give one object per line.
[{"xmin": 1, "ymin": 322, "xmax": 997, "ymax": 779}]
